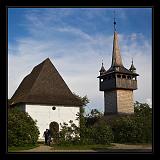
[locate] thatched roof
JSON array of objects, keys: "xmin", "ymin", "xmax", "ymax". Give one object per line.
[{"xmin": 9, "ymin": 58, "xmax": 82, "ymax": 107}]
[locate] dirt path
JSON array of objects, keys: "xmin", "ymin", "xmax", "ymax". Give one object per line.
[
  {"xmin": 110, "ymin": 143, "xmax": 152, "ymax": 149},
  {"xmin": 19, "ymin": 144, "xmax": 96, "ymax": 152},
  {"xmin": 18, "ymin": 143, "xmax": 152, "ymax": 152}
]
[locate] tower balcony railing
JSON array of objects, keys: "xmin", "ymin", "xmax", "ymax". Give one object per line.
[
  {"xmin": 100, "ymin": 78, "xmax": 137, "ymax": 91},
  {"xmin": 116, "ymin": 78, "xmax": 137, "ymax": 89}
]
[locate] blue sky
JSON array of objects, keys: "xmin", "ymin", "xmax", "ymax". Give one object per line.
[{"xmin": 8, "ymin": 8, "xmax": 152, "ymax": 113}]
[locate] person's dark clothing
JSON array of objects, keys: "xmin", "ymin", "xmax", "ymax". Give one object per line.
[
  {"xmin": 44, "ymin": 131, "xmax": 48, "ymax": 144},
  {"xmin": 47, "ymin": 130, "xmax": 51, "ymax": 145}
]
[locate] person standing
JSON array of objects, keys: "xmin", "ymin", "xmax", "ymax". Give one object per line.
[
  {"xmin": 43, "ymin": 129, "xmax": 48, "ymax": 145},
  {"xmin": 47, "ymin": 129, "xmax": 51, "ymax": 146}
]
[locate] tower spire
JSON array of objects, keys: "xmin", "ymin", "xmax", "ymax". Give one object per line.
[
  {"xmin": 114, "ymin": 10, "xmax": 116, "ymax": 32},
  {"xmin": 111, "ymin": 12, "xmax": 123, "ymax": 67}
]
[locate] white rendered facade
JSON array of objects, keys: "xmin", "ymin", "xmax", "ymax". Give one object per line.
[{"xmin": 18, "ymin": 104, "xmax": 80, "ymax": 140}]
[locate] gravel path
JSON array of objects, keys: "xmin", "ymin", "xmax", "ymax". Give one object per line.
[{"xmin": 18, "ymin": 143, "xmax": 152, "ymax": 152}]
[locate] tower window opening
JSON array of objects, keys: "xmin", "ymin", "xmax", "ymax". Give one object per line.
[
  {"xmin": 101, "ymin": 79, "xmax": 103, "ymax": 82},
  {"xmin": 108, "ymin": 76, "xmax": 111, "ymax": 80},
  {"xmin": 122, "ymin": 75, "xmax": 126, "ymax": 79},
  {"xmin": 112, "ymin": 75, "xmax": 116, "ymax": 78},
  {"xmin": 127, "ymin": 76, "xmax": 131, "ymax": 79},
  {"xmin": 117, "ymin": 75, "xmax": 121, "ymax": 78}
]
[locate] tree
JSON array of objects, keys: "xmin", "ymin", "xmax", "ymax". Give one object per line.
[
  {"xmin": 85, "ymin": 109, "xmax": 103, "ymax": 127},
  {"xmin": 8, "ymin": 107, "xmax": 40, "ymax": 146},
  {"xmin": 73, "ymin": 94, "xmax": 90, "ymax": 143},
  {"xmin": 134, "ymin": 101, "xmax": 152, "ymax": 143}
]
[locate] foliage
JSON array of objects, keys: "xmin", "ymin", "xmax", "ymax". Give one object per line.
[
  {"xmin": 8, "ymin": 107, "xmax": 40, "ymax": 147},
  {"xmin": 85, "ymin": 109, "xmax": 103, "ymax": 127},
  {"xmin": 108, "ymin": 102, "xmax": 152, "ymax": 143},
  {"xmin": 93, "ymin": 120, "xmax": 114, "ymax": 144},
  {"xmin": 74, "ymin": 94, "xmax": 90, "ymax": 142},
  {"xmin": 134, "ymin": 101, "xmax": 152, "ymax": 143},
  {"xmin": 58, "ymin": 92, "xmax": 152, "ymax": 145},
  {"xmin": 49, "ymin": 121, "xmax": 59, "ymax": 144},
  {"xmin": 58, "ymin": 120, "xmax": 113, "ymax": 145},
  {"xmin": 73, "ymin": 93, "xmax": 90, "ymax": 107},
  {"xmin": 59, "ymin": 120, "xmax": 80, "ymax": 145}
]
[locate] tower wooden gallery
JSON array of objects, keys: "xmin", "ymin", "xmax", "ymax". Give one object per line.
[{"xmin": 97, "ymin": 17, "xmax": 139, "ymax": 115}]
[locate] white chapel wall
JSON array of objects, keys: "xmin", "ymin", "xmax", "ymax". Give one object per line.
[{"xmin": 25, "ymin": 104, "xmax": 80, "ymax": 140}]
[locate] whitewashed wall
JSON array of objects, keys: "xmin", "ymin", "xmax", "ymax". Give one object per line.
[{"xmin": 25, "ymin": 104, "xmax": 80, "ymax": 140}]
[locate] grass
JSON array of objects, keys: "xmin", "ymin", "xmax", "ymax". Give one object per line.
[
  {"xmin": 8, "ymin": 144, "xmax": 40, "ymax": 152},
  {"xmin": 50, "ymin": 143, "xmax": 113, "ymax": 150}
]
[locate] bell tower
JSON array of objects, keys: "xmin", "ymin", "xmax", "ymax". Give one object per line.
[{"xmin": 97, "ymin": 14, "xmax": 139, "ymax": 115}]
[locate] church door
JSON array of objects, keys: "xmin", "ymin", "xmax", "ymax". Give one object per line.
[{"xmin": 49, "ymin": 121, "xmax": 59, "ymax": 144}]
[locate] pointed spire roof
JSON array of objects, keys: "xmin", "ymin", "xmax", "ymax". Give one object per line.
[
  {"xmin": 111, "ymin": 31, "xmax": 123, "ymax": 67},
  {"xmin": 10, "ymin": 58, "xmax": 82, "ymax": 106},
  {"xmin": 99, "ymin": 59, "xmax": 106, "ymax": 74},
  {"xmin": 129, "ymin": 58, "xmax": 136, "ymax": 72}
]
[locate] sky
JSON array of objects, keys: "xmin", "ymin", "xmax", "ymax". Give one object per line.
[{"xmin": 8, "ymin": 8, "xmax": 152, "ymax": 114}]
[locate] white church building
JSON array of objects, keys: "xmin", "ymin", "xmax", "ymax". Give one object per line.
[{"xmin": 9, "ymin": 58, "xmax": 82, "ymax": 140}]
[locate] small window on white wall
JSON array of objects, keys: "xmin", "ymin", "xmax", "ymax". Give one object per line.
[{"xmin": 52, "ymin": 106, "xmax": 56, "ymax": 110}]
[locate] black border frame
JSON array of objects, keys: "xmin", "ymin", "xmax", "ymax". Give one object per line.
[{"xmin": 0, "ymin": 0, "xmax": 159, "ymax": 159}]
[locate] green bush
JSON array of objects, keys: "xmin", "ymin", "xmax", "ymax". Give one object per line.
[
  {"xmin": 59, "ymin": 120, "xmax": 80, "ymax": 145},
  {"xmin": 134, "ymin": 102, "xmax": 152, "ymax": 143},
  {"xmin": 110, "ymin": 116, "xmax": 140, "ymax": 143},
  {"xmin": 8, "ymin": 107, "xmax": 40, "ymax": 146},
  {"xmin": 92, "ymin": 121, "xmax": 113, "ymax": 144},
  {"xmin": 108, "ymin": 102, "xmax": 152, "ymax": 143}
]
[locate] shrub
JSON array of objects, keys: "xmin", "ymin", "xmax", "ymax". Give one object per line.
[
  {"xmin": 93, "ymin": 121, "xmax": 114, "ymax": 144},
  {"xmin": 110, "ymin": 116, "xmax": 140, "ymax": 143},
  {"xmin": 8, "ymin": 107, "xmax": 40, "ymax": 146},
  {"xmin": 59, "ymin": 120, "xmax": 80, "ymax": 145},
  {"xmin": 108, "ymin": 102, "xmax": 152, "ymax": 143}
]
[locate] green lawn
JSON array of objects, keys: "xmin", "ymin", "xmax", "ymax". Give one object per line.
[
  {"xmin": 8, "ymin": 144, "xmax": 39, "ymax": 152},
  {"xmin": 51, "ymin": 144, "xmax": 113, "ymax": 150}
]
